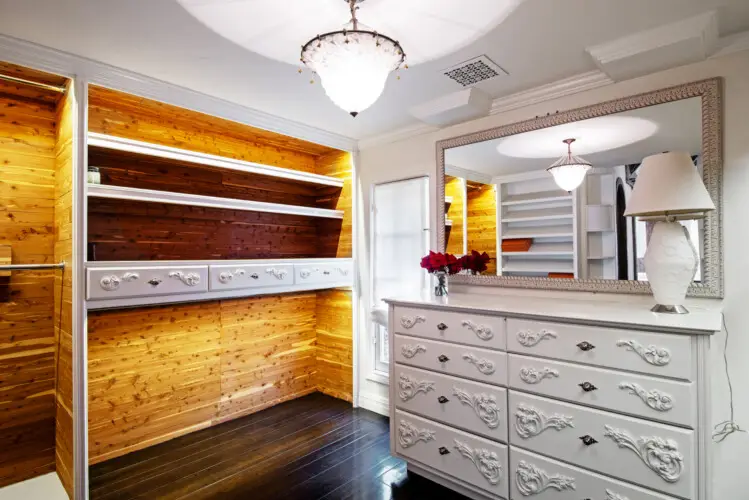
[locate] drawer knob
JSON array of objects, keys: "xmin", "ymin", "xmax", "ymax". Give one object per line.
[
  {"xmin": 147, "ymin": 278, "xmax": 162, "ymax": 286},
  {"xmin": 323, "ymin": 270, "xmax": 331, "ymax": 275},
  {"xmin": 438, "ymin": 446, "xmax": 450, "ymax": 455},
  {"xmin": 437, "ymin": 323, "xmax": 448, "ymax": 331},
  {"xmin": 250, "ymin": 273, "xmax": 259, "ymax": 279},
  {"xmin": 579, "ymin": 381, "xmax": 597, "ymax": 392},
  {"xmin": 580, "ymin": 435, "xmax": 598, "ymax": 446},
  {"xmin": 576, "ymin": 341, "xmax": 595, "ymax": 351},
  {"xmin": 438, "ymin": 396, "xmax": 449, "ymax": 404},
  {"xmin": 438, "ymin": 354, "xmax": 450, "ymax": 363}
]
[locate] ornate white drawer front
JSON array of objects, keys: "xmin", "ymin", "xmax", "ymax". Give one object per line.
[
  {"xmin": 294, "ymin": 261, "xmax": 353, "ymax": 286},
  {"xmin": 396, "ymin": 364, "xmax": 508, "ymax": 443},
  {"xmin": 87, "ymin": 265, "xmax": 209, "ymax": 300},
  {"xmin": 510, "ymin": 447, "xmax": 679, "ymax": 500},
  {"xmin": 507, "ymin": 355, "xmax": 695, "ymax": 428},
  {"xmin": 394, "ymin": 334, "xmax": 508, "ymax": 387},
  {"xmin": 209, "ymin": 263, "xmax": 294, "ymax": 291},
  {"xmin": 395, "ymin": 410, "xmax": 509, "ymax": 499},
  {"xmin": 506, "ymin": 318, "xmax": 692, "ymax": 381},
  {"xmin": 508, "ymin": 392, "xmax": 695, "ymax": 499},
  {"xmin": 394, "ymin": 306, "xmax": 506, "ymax": 351}
]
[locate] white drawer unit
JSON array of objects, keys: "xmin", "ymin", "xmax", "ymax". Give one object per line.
[
  {"xmin": 295, "ymin": 261, "xmax": 353, "ymax": 285},
  {"xmin": 395, "ymin": 409, "xmax": 509, "ymax": 499},
  {"xmin": 510, "ymin": 447, "xmax": 679, "ymax": 500},
  {"xmin": 506, "ymin": 318, "xmax": 693, "ymax": 381},
  {"xmin": 209, "ymin": 263, "xmax": 293, "ymax": 291},
  {"xmin": 394, "ymin": 306, "xmax": 506, "ymax": 351},
  {"xmin": 507, "ymin": 354, "xmax": 696, "ymax": 428},
  {"xmin": 394, "ymin": 334, "xmax": 508, "ymax": 387},
  {"xmin": 508, "ymin": 392, "xmax": 695, "ymax": 499},
  {"xmin": 385, "ymin": 296, "xmax": 717, "ymax": 500},
  {"xmin": 395, "ymin": 365, "xmax": 508, "ymax": 444},
  {"xmin": 87, "ymin": 265, "xmax": 208, "ymax": 300}
]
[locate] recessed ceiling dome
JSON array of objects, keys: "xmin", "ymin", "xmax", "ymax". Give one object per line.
[{"xmin": 176, "ymin": 0, "xmax": 524, "ymax": 66}]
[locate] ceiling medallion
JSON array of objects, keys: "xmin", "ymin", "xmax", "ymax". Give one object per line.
[
  {"xmin": 547, "ymin": 138, "xmax": 592, "ymax": 192},
  {"xmin": 300, "ymin": 0, "xmax": 406, "ymax": 116}
]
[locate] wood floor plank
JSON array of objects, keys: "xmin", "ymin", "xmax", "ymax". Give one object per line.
[{"xmin": 89, "ymin": 393, "xmax": 462, "ymax": 500}]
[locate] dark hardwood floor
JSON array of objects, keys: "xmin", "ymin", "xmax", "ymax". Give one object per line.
[{"xmin": 89, "ymin": 393, "xmax": 466, "ymax": 499}]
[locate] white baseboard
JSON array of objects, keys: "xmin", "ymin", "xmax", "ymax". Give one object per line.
[{"xmin": 357, "ymin": 391, "xmax": 390, "ymax": 417}]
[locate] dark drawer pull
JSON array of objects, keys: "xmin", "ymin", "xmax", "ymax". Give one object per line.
[
  {"xmin": 250, "ymin": 273, "xmax": 259, "ymax": 279},
  {"xmin": 579, "ymin": 381, "xmax": 597, "ymax": 392},
  {"xmin": 438, "ymin": 396, "xmax": 449, "ymax": 404},
  {"xmin": 580, "ymin": 435, "xmax": 598, "ymax": 446},
  {"xmin": 147, "ymin": 278, "xmax": 162, "ymax": 286},
  {"xmin": 576, "ymin": 341, "xmax": 595, "ymax": 351},
  {"xmin": 323, "ymin": 271, "xmax": 331, "ymax": 275},
  {"xmin": 437, "ymin": 323, "xmax": 448, "ymax": 331},
  {"xmin": 438, "ymin": 354, "xmax": 449, "ymax": 363},
  {"xmin": 438, "ymin": 446, "xmax": 450, "ymax": 455}
]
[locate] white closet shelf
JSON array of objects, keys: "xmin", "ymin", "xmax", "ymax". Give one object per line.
[
  {"xmin": 444, "ymin": 196, "xmax": 454, "ymax": 204},
  {"xmin": 502, "ymin": 261, "xmax": 574, "ymax": 273},
  {"xmin": 502, "ymin": 226, "xmax": 574, "ymax": 239},
  {"xmin": 445, "ymin": 219, "xmax": 454, "ymax": 226},
  {"xmin": 87, "ymin": 184, "xmax": 345, "ymax": 219},
  {"xmin": 88, "ymin": 132, "xmax": 345, "ymax": 188},
  {"xmin": 503, "ymin": 242, "xmax": 574, "ymax": 256},
  {"xmin": 502, "ymin": 207, "xmax": 573, "ymax": 222},
  {"xmin": 501, "ymin": 190, "xmax": 572, "ymax": 206}
]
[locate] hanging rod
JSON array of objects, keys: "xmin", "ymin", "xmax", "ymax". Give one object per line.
[
  {"xmin": 0, "ymin": 263, "xmax": 65, "ymax": 271},
  {"xmin": 0, "ymin": 73, "xmax": 67, "ymax": 93}
]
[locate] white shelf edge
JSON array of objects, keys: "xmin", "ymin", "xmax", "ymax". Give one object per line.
[
  {"xmin": 87, "ymin": 184, "xmax": 345, "ymax": 219},
  {"xmin": 88, "ymin": 132, "xmax": 345, "ymax": 188},
  {"xmin": 503, "ymin": 251, "xmax": 574, "ymax": 256},
  {"xmin": 444, "ymin": 196, "xmax": 454, "ymax": 204},
  {"xmin": 502, "ymin": 213, "xmax": 573, "ymax": 223},
  {"xmin": 500, "ymin": 194, "xmax": 572, "ymax": 206},
  {"xmin": 445, "ymin": 219, "xmax": 453, "ymax": 227},
  {"xmin": 502, "ymin": 233, "xmax": 573, "ymax": 239},
  {"xmin": 85, "ymin": 257, "xmax": 353, "ymax": 268}
]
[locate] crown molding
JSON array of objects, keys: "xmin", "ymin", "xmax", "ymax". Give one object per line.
[
  {"xmin": 358, "ymin": 70, "xmax": 614, "ymax": 151},
  {"xmin": 711, "ymin": 30, "xmax": 749, "ymax": 58},
  {"xmin": 0, "ymin": 34, "xmax": 358, "ymax": 153},
  {"xmin": 445, "ymin": 164, "xmax": 493, "ymax": 184}
]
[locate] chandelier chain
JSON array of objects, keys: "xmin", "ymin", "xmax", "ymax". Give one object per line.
[{"xmin": 349, "ymin": 0, "xmax": 359, "ymax": 30}]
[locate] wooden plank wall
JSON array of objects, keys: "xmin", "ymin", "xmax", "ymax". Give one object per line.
[
  {"xmin": 0, "ymin": 66, "xmax": 62, "ymax": 488},
  {"xmin": 314, "ymin": 290, "xmax": 353, "ymax": 402},
  {"xmin": 54, "ymin": 83, "xmax": 75, "ymax": 497},
  {"xmin": 466, "ymin": 181, "xmax": 498, "ymax": 274},
  {"xmin": 315, "ymin": 151, "xmax": 353, "ymax": 258},
  {"xmin": 444, "ymin": 176, "xmax": 465, "ymax": 255},
  {"xmin": 87, "ymin": 292, "xmax": 350, "ymax": 464}
]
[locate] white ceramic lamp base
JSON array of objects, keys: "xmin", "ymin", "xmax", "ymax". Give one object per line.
[{"xmin": 644, "ymin": 221, "xmax": 698, "ymax": 314}]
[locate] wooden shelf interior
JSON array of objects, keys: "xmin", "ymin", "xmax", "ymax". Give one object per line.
[
  {"xmin": 444, "ymin": 175, "xmax": 465, "ymax": 254},
  {"xmin": 466, "ymin": 180, "xmax": 497, "ymax": 273},
  {"xmin": 87, "ymin": 86, "xmax": 353, "ymax": 261},
  {"xmin": 0, "ymin": 61, "xmax": 75, "ymax": 495}
]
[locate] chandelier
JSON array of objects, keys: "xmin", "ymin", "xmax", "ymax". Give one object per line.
[
  {"xmin": 547, "ymin": 138, "xmax": 592, "ymax": 192},
  {"xmin": 301, "ymin": 0, "xmax": 406, "ymax": 116}
]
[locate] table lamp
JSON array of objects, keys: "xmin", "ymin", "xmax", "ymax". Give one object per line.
[{"xmin": 625, "ymin": 152, "xmax": 715, "ymax": 313}]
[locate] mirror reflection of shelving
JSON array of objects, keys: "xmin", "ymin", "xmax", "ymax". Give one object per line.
[{"xmin": 496, "ymin": 171, "xmax": 577, "ymax": 278}]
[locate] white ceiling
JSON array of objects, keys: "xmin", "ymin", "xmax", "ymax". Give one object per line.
[
  {"xmin": 0, "ymin": 0, "xmax": 747, "ymax": 141},
  {"xmin": 445, "ymin": 97, "xmax": 703, "ymax": 177}
]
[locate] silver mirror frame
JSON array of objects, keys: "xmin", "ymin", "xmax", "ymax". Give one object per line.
[{"xmin": 437, "ymin": 78, "xmax": 723, "ymax": 298}]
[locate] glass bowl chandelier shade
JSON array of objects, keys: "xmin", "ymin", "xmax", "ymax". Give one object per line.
[
  {"xmin": 547, "ymin": 138, "xmax": 592, "ymax": 192},
  {"xmin": 301, "ymin": 0, "xmax": 406, "ymax": 116},
  {"xmin": 301, "ymin": 30, "xmax": 405, "ymax": 116}
]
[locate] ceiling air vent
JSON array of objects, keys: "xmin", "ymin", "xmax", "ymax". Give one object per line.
[{"xmin": 442, "ymin": 55, "xmax": 507, "ymax": 87}]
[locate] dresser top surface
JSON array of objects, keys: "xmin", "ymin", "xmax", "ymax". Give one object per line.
[{"xmin": 384, "ymin": 293, "xmax": 721, "ymax": 334}]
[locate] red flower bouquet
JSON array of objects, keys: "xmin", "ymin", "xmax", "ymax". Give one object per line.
[
  {"xmin": 420, "ymin": 251, "xmax": 462, "ymax": 275},
  {"xmin": 459, "ymin": 250, "xmax": 492, "ymax": 275}
]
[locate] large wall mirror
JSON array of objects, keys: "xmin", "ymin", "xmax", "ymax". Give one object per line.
[{"xmin": 437, "ymin": 78, "xmax": 722, "ymax": 297}]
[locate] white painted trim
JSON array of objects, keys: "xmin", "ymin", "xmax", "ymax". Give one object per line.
[
  {"xmin": 88, "ymin": 133, "xmax": 344, "ymax": 187},
  {"xmin": 87, "ymin": 184, "xmax": 344, "ymax": 219},
  {"xmin": 85, "ymin": 257, "xmax": 354, "ymax": 269},
  {"xmin": 489, "ymin": 70, "xmax": 614, "ymax": 115},
  {"xmin": 711, "ymin": 30, "xmax": 749, "ymax": 59},
  {"xmin": 351, "ymin": 151, "xmax": 361, "ymax": 409},
  {"xmin": 366, "ymin": 370, "xmax": 389, "ymax": 386},
  {"xmin": 0, "ymin": 34, "xmax": 357, "ymax": 152},
  {"xmin": 357, "ymin": 391, "xmax": 389, "ymax": 416},
  {"xmin": 358, "ymin": 122, "xmax": 437, "ymax": 151},
  {"xmin": 445, "ymin": 165, "xmax": 493, "ymax": 185}
]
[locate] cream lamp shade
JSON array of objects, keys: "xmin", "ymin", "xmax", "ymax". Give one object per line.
[{"xmin": 624, "ymin": 152, "xmax": 715, "ymax": 218}]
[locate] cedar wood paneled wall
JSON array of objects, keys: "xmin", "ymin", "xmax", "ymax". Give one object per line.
[
  {"xmin": 466, "ymin": 181, "xmax": 498, "ymax": 274},
  {"xmin": 444, "ymin": 175, "xmax": 465, "ymax": 255},
  {"xmin": 0, "ymin": 62, "xmax": 73, "ymax": 495},
  {"xmin": 54, "ymin": 83, "xmax": 75, "ymax": 497},
  {"xmin": 86, "ymin": 87, "xmax": 353, "ymax": 463}
]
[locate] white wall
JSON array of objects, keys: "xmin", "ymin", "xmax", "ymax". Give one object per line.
[{"xmin": 356, "ymin": 51, "xmax": 749, "ymax": 499}]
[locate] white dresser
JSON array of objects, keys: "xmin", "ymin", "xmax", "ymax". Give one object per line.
[{"xmin": 385, "ymin": 295, "xmax": 720, "ymax": 500}]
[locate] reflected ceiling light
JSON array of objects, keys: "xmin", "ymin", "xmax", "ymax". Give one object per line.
[
  {"xmin": 547, "ymin": 138, "xmax": 592, "ymax": 192},
  {"xmin": 301, "ymin": 0, "xmax": 405, "ymax": 116},
  {"xmin": 495, "ymin": 116, "xmax": 659, "ymax": 159}
]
